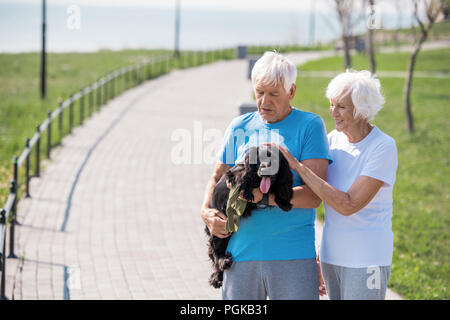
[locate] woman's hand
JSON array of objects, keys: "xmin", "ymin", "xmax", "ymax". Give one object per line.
[
  {"xmin": 262, "ymin": 143, "xmax": 300, "ymax": 172},
  {"xmin": 317, "ymin": 256, "xmax": 327, "ymax": 296}
]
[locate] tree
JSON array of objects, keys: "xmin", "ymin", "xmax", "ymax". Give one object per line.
[
  {"xmin": 332, "ymin": 0, "xmax": 366, "ymax": 70},
  {"xmin": 366, "ymin": 0, "xmax": 377, "ymax": 74},
  {"xmin": 393, "ymin": 0, "xmax": 403, "ymax": 49},
  {"xmin": 404, "ymin": 0, "xmax": 443, "ymax": 133}
]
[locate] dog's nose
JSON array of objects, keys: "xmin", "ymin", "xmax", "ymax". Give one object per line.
[
  {"xmin": 259, "ymin": 162, "xmax": 272, "ymax": 176},
  {"xmin": 260, "ymin": 162, "xmax": 270, "ymax": 168}
]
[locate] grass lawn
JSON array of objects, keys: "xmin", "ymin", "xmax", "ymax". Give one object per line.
[
  {"xmin": 0, "ymin": 49, "xmax": 164, "ymax": 202},
  {"xmin": 294, "ymin": 48, "xmax": 449, "ymax": 299},
  {"xmin": 299, "ymin": 47, "xmax": 450, "ymax": 73}
]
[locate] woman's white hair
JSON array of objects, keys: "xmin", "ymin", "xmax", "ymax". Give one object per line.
[
  {"xmin": 326, "ymin": 70, "xmax": 385, "ymax": 121},
  {"xmin": 251, "ymin": 51, "xmax": 297, "ymax": 94}
]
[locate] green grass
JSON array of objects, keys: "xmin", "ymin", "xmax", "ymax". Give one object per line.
[
  {"xmin": 357, "ymin": 20, "xmax": 450, "ymax": 47},
  {"xmin": 299, "ymin": 47, "xmax": 450, "ymax": 73},
  {"xmin": 293, "ymin": 49, "xmax": 450, "ymax": 299},
  {"xmin": 377, "ymin": 19, "xmax": 450, "ymax": 39}
]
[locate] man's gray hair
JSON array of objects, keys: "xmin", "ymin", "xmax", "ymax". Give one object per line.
[
  {"xmin": 326, "ymin": 70, "xmax": 385, "ymax": 121},
  {"xmin": 251, "ymin": 51, "xmax": 297, "ymax": 94}
]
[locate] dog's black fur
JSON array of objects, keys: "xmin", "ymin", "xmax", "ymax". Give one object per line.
[{"xmin": 205, "ymin": 145, "xmax": 294, "ymax": 288}]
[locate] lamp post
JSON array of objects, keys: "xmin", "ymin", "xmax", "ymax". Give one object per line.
[
  {"xmin": 174, "ymin": 0, "xmax": 181, "ymax": 58},
  {"xmin": 40, "ymin": 0, "xmax": 47, "ymax": 99}
]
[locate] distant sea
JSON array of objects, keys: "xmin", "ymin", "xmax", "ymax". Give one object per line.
[{"xmin": 0, "ymin": 3, "xmax": 415, "ymax": 53}]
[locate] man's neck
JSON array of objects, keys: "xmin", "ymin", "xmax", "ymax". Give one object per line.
[{"xmin": 265, "ymin": 106, "xmax": 293, "ymax": 124}]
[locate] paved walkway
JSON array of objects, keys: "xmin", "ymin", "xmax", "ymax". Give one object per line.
[{"xmin": 4, "ymin": 51, "xmax": 401, "ymax": 300}]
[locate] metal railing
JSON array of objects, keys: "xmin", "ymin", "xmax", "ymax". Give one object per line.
[{"xmin": 0, "ymin": 48, "xmax": 236, "ymax": 299}]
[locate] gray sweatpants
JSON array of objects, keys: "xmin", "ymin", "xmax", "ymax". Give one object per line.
[
  {"xmin": 222, "ymin": 259, "xmax": 319, "ymax": 300},
  {"xmin": 320, "ymin": 262, "xmax": 391, "ymax": 300}
]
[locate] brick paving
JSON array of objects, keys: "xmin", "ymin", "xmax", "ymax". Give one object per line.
[{"xmin": 3, "ymin": 52, "xmax": 402, "ymax": 300}]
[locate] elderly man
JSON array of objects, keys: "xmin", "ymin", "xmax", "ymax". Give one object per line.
[{"xmin": 200, "ymin": 52, "xmax": 331, "ymax": 300}]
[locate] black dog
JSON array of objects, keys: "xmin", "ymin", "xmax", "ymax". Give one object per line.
[{"xmin": 205, "ymin": 145, "xmax": 294, "ymax": 288}]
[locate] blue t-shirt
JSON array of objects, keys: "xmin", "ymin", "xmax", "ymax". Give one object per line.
[{"xmin": 218, "ymin": 108, "xmax": 332, "ymax": 261}]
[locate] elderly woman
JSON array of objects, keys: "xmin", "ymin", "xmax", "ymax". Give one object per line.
[{"xmin": 265, "ymin": 70, "xmax": 398, "ymax": 300}]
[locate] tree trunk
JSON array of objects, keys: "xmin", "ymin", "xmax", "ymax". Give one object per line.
[
  {"xmin": 368, "ymin": 27, "xmax": 376, "ymax": 74},
  {"xmin": 368, "ymin": 0, "xmax": 376, "ymax": 74},
  {"xmin": 343, "ymin": 34, "xmax": 352, "ymax": 70},
  {"xmin": 404, "ymin": 36, "xmax": 425, "ymax": 134}
]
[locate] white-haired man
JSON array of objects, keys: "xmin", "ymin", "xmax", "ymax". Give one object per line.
[{"xmin": 200, "ymin": 52, "xmax": 331, "ymax": 300}]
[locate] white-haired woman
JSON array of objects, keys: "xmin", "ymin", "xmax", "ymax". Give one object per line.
[{"xmin": 266, "ymin": 70, "xmax": 398, "ymax": 300}]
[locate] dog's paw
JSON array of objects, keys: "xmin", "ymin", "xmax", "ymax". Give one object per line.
[
  {"xmin": 220, "ymin": 253, "xmax": 234, "ymax": 270},
  {"xmin": 209, "ymin": 272, "xmax": 223, "ymax": 289}
]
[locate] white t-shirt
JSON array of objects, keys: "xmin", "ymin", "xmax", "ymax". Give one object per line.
[{"xmin": 320, "ymin": 126, "xmax": 398, "ymax": 268}]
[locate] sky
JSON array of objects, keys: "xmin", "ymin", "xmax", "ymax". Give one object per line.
[
  {"xmin": 0, "ymin": 0, "xmax": 421, "ymax": 52},
  {"xmin": 0, "ymin": 0, "xmax": 416, "ymax": 14}
]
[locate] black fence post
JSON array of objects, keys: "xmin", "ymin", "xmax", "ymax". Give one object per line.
[
  {"xmin": 96, "ymin": 81, "xmax": 101, "ymax": 110},
  {"xmin": 111, "ymin": 76, "xmax": 115, "ymax": 98},
  {"xmin": 133, "ymin": 68, "xmax": 137, "ymax": 85},
  {"xmin": 8, "ymin": 164, "xmax": 18, "ymax": 259},
  {"xmin": 69, "ymin": 95, "xmax": 74, "ymax": 134},
  {"xmin": 1, "ymin": 208, "xmax": 7, "ymax": 299},
  {"xmin": 35, "ymin": 124, "xmax": 41, "ymax": 178},
  {"xmin": 112, "ymin": 75, "xmax": 116, "ymax": 97},
  {"xmin": 25, "ymin": 138, "xmax": 30, "ymax": 198},
  {"xmin": 80, "ymin": 88, "xmax": 84, "ymax": 125},
  {"xmin": 89, "ymin": 85, "xmax": 93, "ymax": 117},
  {"xmin": 58, "ymin": 100, "xmax": 63, "ymax": 144},
  {"xmin": 47, "ymin": 110, "xmax": 52, "ymax": 159},
  {"xmin": 103, "ymin": 78, "xmax": 108, "ymax": 104}
]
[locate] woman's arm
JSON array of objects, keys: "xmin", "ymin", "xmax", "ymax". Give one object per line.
[
  {"xmin": 294, "ymin": 163, "xmax": 383, "ymax": 216},
  {"xmin": 246, "ymin": 158, "xmax": 328, "ymax": 209},
  {"xmin": 269, "ymin": 143, "xmax": 384, "ymax": 216}
]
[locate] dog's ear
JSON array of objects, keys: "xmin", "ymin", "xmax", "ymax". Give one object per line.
[
  {"xmin": 239, "ymin": 150, "xmax": 259, "ymax": 201},
  {"xmin": 272, "ymin": 153, "xmax": 294, "ymax": 212},
  {"xmin": 226, "ymin": 163, "xmax": 245, "ymax": 186}
]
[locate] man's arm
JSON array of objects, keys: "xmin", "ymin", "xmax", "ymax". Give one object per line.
[{"xmin": 200, "ymin": 161, "xmax": 231, "ymax": 238}]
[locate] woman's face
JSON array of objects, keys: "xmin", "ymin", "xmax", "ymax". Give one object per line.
[{"xmin": 329, "ymin": 92, "xmax": 357, "ymax": 132}]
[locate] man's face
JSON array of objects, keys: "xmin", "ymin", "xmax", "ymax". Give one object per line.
[{"xmin": 254, "ymin": 80, "xmax": 296, "ymax": 124}]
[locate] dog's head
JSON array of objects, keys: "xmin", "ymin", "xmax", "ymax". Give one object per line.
[
  {"xmin": 244, "ymin": 145, "xmax": 292, "ymax": 195},
  {"xmin": 226, "ymin": 145, "xmax": 293, "ymax": 211}
]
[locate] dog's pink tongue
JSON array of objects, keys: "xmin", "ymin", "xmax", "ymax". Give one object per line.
[{"xmin": 260, "ymin": 177, "xmax": 271, "ymax": 194}]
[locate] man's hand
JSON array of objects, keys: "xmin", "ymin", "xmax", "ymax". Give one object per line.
[{"xmin": 201, "ymin": 207, "xmax": 230, "ymax": 239}]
